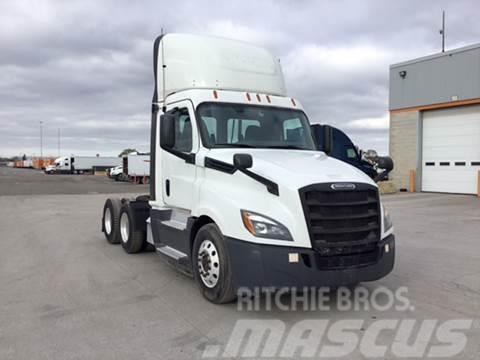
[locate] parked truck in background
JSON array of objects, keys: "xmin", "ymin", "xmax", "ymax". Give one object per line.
[
  {"xmin": 108, "ymin": 154, "xmax": 150, "ymax": 183},
  {"xmin": 122, "ymin": 153, "xmax": 150, "ymax": 183},
  {"xmin": 108, "ymin": 165, "xmax": 123, "ymax": 179},
  {"xmin": 45, "ymin": 156, "xmax": 121, "ymax": 174},
  {"xmin": 101, "ymin": 34, "xmax": 395, "ymax": 304},
  {"xmin": 311, "ymin": 124, "xmax": 394, "ymax": 182}
]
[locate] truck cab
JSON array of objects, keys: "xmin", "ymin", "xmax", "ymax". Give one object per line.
[
  {"xmin": 311, "ymin": 124, "xmax": 378, "ymax": 179},
  {"xmin": 101, "ymin": 34, "xmax": 395, "ymax": 303},
  {"xmin": 45, "ymin": 156, "xmax": 69, "ymax": 174}
]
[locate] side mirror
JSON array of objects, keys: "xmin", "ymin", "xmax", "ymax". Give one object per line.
[
  {"xmin": 377, "ymin": 156, "xmax": 394, "ymax": 172},
  {"xmin": 323, "ymin": 125, "xmax": 333, "ymax": 155},
  {"xmin": 374, "ymin": 156, "xmax": 394, "ymax": 183},
  {"xmin": 160, "ymin": 114, "xmax": 175, "ymax": 149},
  {"xmin": 233, "ymin": 153, "xmax": 253, "ymax": 169}
]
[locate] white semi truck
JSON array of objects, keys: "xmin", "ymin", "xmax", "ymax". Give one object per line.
[
  {"xmin": 46, "ymin": 156, "xmax": 121, "ymax": 174},
  {"xmin": 108, "ymin": 165, "xmax": 123, "ymax": 178},
  {"xmin": 101, "ymin": 34, "xmax": 395, "ymax": 303}
]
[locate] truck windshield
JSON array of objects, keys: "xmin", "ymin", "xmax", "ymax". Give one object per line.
[{"xmin": 197, "ymin": 103, "xmax": 316, "ymax": 150}]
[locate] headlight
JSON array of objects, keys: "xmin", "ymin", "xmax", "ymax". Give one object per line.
[
  {"xmin": 383, "ymin": 205, "xmax": 393, "ymax": 232},
  {"xmin": 241, "ymin": 210, "xmax": 292, "ymax": 241}
]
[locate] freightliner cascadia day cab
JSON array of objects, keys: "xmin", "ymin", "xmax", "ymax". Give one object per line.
[{"xmin": 101, "ymin": 34, "xmax": 395, "ymax": 304}]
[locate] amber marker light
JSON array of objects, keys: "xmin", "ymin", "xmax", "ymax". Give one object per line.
[{"xmin": 241, "ymin": 211, "xmax": 256, "ymax": 235}]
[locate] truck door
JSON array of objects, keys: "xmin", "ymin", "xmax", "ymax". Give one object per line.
[{"xmin": 161, "ymin": 101, "xmax": 198, "ymax": 210}]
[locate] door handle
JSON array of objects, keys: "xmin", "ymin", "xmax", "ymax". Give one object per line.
[{"xmin": 165, "ymin": 179, "xmax": 170, "ymax": 196}]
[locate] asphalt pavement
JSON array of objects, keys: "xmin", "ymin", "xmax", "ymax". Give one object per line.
[{"xmin": 0, "ymin": 166, "xmax": 479, "ymax": 359}]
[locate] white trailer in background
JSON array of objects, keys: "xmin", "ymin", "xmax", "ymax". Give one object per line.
[
  {"xmin": 23, "ymin": 159, "xmax": 33, "ymax": 168},
  {"xmin": 73, "ymin": 156, "xmax": 122, "ymax": 173},
  {"xmin": 46, "ymin": 156, "xmax": 121, "ymax": 174},
  {"xmin": 125, "ymin": 154, "xmax": 150, "ymax": 183},
  {"xmin": 111, "ymin": 154, "xmax": 150, "ymax": 183}
]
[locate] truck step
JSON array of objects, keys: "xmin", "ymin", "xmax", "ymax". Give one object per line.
[
  {"xmin": 156, "ymin": 245, "xmax": 187, "ymax": 260},
  {"xmin": 155, "ymin": 245, "xmax": 192, "ymax": 277},
  {"xmin": 160, "ymin": 219, "xmax": 187, "ymax": 230},
  {"xmin": 160, "ymin": 209, "xmax": 190, "ymax": 230}
]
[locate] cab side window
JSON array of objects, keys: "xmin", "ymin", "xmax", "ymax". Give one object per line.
[
  {"xmin": 346, "ymin": 148, "xmax": 357, "ymax": 159},
  {"xmin": 172, "ymin": 109, "xmax": 192, "ymax": 152}
]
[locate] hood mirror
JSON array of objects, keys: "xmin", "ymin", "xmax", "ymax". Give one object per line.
[{"xmin": 233, "ymin": 153, "xmax": 253, "ymax": 169}]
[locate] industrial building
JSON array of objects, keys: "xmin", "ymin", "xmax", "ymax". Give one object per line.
[{"xmin": 389, "ymin": 43, "xmax": 480, "ymax": 195}]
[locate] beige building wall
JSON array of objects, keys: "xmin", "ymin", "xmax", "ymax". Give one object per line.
[{"xmin": 389, "ymin": 111, "xmax": 419, "ymax": 191}]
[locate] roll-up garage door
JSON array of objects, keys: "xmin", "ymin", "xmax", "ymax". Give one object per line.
[{"xmin": 422, "ymin": 104, "xmax": 480, "ymax": 194}]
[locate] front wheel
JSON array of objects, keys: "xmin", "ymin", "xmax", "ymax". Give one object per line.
[{"xmin": 192, "ymin": 224, "xmax": 236, "ymax": 304}]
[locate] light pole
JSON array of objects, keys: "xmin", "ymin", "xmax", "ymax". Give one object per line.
[
  {"xmin": 58, "ymin": 128, "xmax": 61, "ymax": 157},
  {"xmin": 40, "ymin": 121, "xmax": 43, "ymax": 160},
  {"xmin": 439, "ymin": 10, "xmax": 446, "ymax": 53}
]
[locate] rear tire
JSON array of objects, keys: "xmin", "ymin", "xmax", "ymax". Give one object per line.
[
  {"xmin": 102, "ymin": 198, "xmax": 121, "ymax": 244},
  {"xmin": 192, "ymin": 224, "xmax": 236, "ymax": 304},
  {"xmin": 119, "ymin": 203, "xmax": 146, "ymax": 254}
]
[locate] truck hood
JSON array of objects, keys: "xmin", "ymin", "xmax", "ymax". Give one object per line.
[{"xmin": 205, "ymin": 149, "xmax": 376, "ymax": 190}]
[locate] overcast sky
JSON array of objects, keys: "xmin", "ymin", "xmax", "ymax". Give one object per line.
[{"xmin": 1, "ymin": 0, "xmax": 479, "ymax": 157}]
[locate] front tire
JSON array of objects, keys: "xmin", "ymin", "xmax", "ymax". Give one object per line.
[
  {"xmin": 119, "ymin": 203, "xmax": 146, "ymax": 254},
  {"xmin": 192, "ymin": 224, "xmax": 236, "ymax": 304},
  {"xmin": 102, "ymin": 198, "xmax": 122, "ymax": 244}
]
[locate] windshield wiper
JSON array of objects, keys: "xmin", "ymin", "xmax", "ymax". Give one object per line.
[
  {"xmin": 264, "ymin": 145, "xmax": 309, "ymax": 150},
  {"xmin": 214, "ymin": 143, "xmax": 256, "ymax": 148},
  {"xmin": 213, "ymin": 144, "xmax": 310, "ymax": 150}
]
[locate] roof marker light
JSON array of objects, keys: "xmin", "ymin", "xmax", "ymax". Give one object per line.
[
  {"xmin": 291, "ymin": 98, "xmax": 296, "ymax": 106},
  {"xmin": 256, "ymin": 94, "xmax": 261, "ymax": 102},
  {"xmin": 213, "ymin": 90, "xmax": 218, "ymax": 99},
  {"xmin": 266, "ymin": 95, "xmax": 271, "ymax": 103},
  {"xmin": 246, "ymin": 93, "xmax": 251, "ymax": 101}
]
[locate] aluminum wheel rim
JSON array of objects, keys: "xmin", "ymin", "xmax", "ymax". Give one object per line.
[
  {"xmin": 120, "ymin": 213, "xmax": 129, "ymax": 243},
  {"xmin": 104, "ymin": 207, "xmax": 112, "ymax": 235},
  {"xmin": 197, "ymin": 239, "xmax": 220, "ymax": 288}
]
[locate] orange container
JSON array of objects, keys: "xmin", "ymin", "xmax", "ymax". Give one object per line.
[{"xmin": 32, "ymin": 158, "xmax": 54, "ymax": 169}]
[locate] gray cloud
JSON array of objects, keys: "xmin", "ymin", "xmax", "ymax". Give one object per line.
[{"xmin": 1, "ymin": 0, "xmax": 479, "ymax": 156}]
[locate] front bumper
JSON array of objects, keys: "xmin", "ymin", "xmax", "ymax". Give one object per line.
[{"xmin": 225, "ymin": 235, "xmax": 395, "ymax": 289}]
